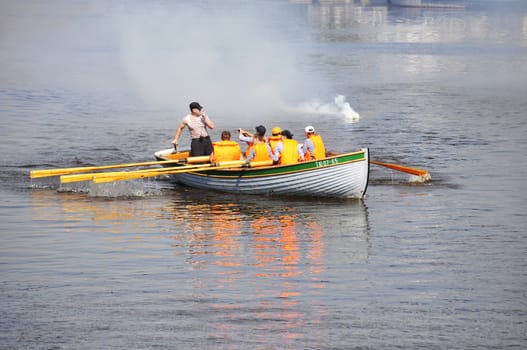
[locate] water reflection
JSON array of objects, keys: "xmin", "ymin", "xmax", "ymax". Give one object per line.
[
  {"xmin": 167, "ymin": 195, "xmax": 369, "ymax": 344},
  {"xmin": 28, "ymin": 185, "xmax": 369, "ymax": 344},
  {"xmin": 302, "ymin": 0, "xmax": 527, "ymax": 92},
  {"xmin": 30, "ymin": 190, "xmax": 369, "ymax": 280},
  {"xmin": 307, "ymin": 3, "xmax": 388, "ymax": 41},
  {"xmin": 30, "ymin": 190, "xmax": 172, "ymax": 237},
  {"xmin": 171, "ymin": 196, "xmax": 369, "ymax": 265},
  {"xmin": 305, "ymin": 0, "xmax": 527, "ymax": 46},
  {"xmin": 29, "ymin": 190, "xmax": 370, "ymax": 269}
]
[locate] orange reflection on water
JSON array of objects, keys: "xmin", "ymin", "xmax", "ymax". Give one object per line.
[
  {"xmin": 30, "ymin": 188, "xmax": 335, "ymax": 343},
  {"xmin": 307, "ymin": 221, "xmax": 324, "ymax": 276},
  {"xmin": 178, "ymin": 201, "xmax": 327, "ymax": 308},
  {"xmin": 277, "ymin": 214, "xmax": 301, "ymax": 280},
  {"xmin": 242, "ymin": 207, "xmax": 327, "ymax": 342},
  {"xmin": 251, "ymin": 215, "xmax": 280, "ymax": 273},
  {"xmin": 210, "ymin": 203, "xmax": 242, "ymax": 269}
]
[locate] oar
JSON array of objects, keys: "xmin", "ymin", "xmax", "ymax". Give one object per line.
[
  {"xmin": 93, "ymin": 164, "xmax": 228, "ymax": 183},
  {"xmin": 59, "ymin": 163, "xmax": 209, "ymax": 183},
  {"xmin": 370, "ymin": 160, "xmax": 430, "ymax": 178},
  {"xmin": 30, "ymin": 156, "xmax": 210, "ymax": 179},
  {"xmin": 92, "ymin": 160, "xmax": 273, "ymax": 184}
]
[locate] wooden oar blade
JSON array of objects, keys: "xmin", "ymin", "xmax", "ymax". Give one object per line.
[
  {"xmin": 92, "ymin": 163, "xmax": 242, "ymax": 184},
  {"xmin": 30, "ymin": 159, "xmax": 188, "ymax": 179},
  {"xmin": 60, "ymin": 163, "xmax": 197, "ymax": 184},
  {"xmin": 370, "ymin": 160, "xmax": 430, "ymax": 178},
  {"xmin": 58, "ymin": 158, "xmax": 274, "ymax": 184},
  {"xmin": 31, "ymin": 166, "xmax": 101, "ymax": 179},
  {"xmin": 60, "ymin": 173, "xmax": 98, "ymax": 183},
  {"xmin": 91, "ymin": 159, "xmax": 273, "ymax": 184},
  {"xmin": 93, "ymin": 168, "xmax": 198, "ymax": 183}
]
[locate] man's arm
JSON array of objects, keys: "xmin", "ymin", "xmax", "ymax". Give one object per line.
[
  {"xmin": 172, "ymin": 121, "xmax": 186, "ymax": 146},
  {"xmin": 201, "ymin": 114, "xmax": 214, "ymax": 129},
  {"xmin": 239, "ymin": 134, "xmax": 253, "ymax": 143},
  {"xmin": 297, "ymin": 144, "xmax": 305, "ymax": 161},
  {"xmin": 273, "ymin": 142, "xmax": 283, "ymax": 163},
  {"xmin": 238, "ymin": 128, "xmax": 253, "ymax": 138},
  {"xmin": 246, "ymin": 148, "xmax": 256, "ymax": 162},
  {"xmin": 303, "ymin": 139, "xmax": 315, "ymax": 160}
]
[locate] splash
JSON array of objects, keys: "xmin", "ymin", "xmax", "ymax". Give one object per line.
[
  {"xmin": 296, "ymin": 95, "xmax": 360, "ymax": 122},
  {"xmin": 408, "ymin": 173, "xmax": 432, "ymax": 183},
  {"xmin": 58, "ymin": 178, "xmax": 164, "ymax": 198},
  {"xmin": 88, "ymin": 180, "xmax": 164, "ymax": 198}
]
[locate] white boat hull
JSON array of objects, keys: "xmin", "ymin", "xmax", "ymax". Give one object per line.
[{"xmin": 155, "ymin": 148, "xmax": 370, "ymax": 199}]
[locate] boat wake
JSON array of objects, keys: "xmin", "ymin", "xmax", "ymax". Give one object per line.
[
  {"xmin": 296, "ymin": 95, "xmax": 360, "ymax": 122},
  {"xmin": 56, "ymin": 179, "xmax": 166, "ymax": 198}
]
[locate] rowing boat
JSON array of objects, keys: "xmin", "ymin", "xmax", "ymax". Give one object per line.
[{"xmin": 154, "ymin": 148, "xmax": 370, "ymax": 199}]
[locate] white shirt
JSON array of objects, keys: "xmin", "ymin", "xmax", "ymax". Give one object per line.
[
  {"xmin": 239, "ymin": 134, "xmax": 253, "ymax": 143},
  {"xmin": 303, "ymin": 139, "xmax": 315, "ymax": 160},
  {"xmin": 182, "ymin": 114, "xmax": 210, "ymax": 139}
]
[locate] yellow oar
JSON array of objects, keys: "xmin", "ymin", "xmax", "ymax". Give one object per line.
[
  {"xmin": 370, "ymin": 160, "xmax": 430, "ymax": 179},
  {"xmin": 94, "ymin": 165, "xmax": 225, "ymax": 183},
  {"xmin": 30, "ymin": 156, "xmax": 210, "ymax": 179},
  {"xmin": 92, "ymin": 160, "xmax": 273, "ymax": 184},
  {"xmin": 59, "ymin": 163, "xmax": 209, "ymax": 183}
]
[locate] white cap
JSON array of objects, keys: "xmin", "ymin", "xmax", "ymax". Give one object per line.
[{"xmin": 305, "ymin": 125, "xmax": 315, "ymax": 133}]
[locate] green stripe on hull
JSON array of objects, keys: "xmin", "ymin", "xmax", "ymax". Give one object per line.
[{"xmin": 196, "ymin": 151, "xmax": 366, "ymax": 178}]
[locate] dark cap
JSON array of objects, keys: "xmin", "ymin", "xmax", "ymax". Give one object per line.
[
  {"xmin": 281, "ymin": 130, "xmax": 293, "ymax": 139},
  {"xmin": 189, "ymin": 102, "xmax": 203, "ymax": 111},
  {"xmin": 255, "ymin": 125, "xmax": 266, "ymax": 136}
]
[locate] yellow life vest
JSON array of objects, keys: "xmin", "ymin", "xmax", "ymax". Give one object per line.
[
  {"xmin": 279, "ymin": 139, "xmax": 299, "ymax": 165},
  {"xmin": 244, "ymin": 142, "xmax": 254, "ymax": 158},
  {"xmin": 252, "ymin": 142, "xmax": 272, "ymax": 162},
  {"xmin": 267, "ymin": 135, "xmax": 282, "ymax": 153},
  {"xmin": 311, "ymin": 134, "xmax": 326, "ymax": 160},
  {"xmin": 212, "ymin": 140, "xmax": 241, "ymax": 162}
]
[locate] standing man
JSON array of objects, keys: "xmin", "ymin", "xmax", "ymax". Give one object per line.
[{"xmin": 172, "ymin": 102, "xmax": 215, "ymax": 156}]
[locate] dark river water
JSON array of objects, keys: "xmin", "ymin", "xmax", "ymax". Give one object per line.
[{"xmin": 1, "ymin": 0, "xmax": 526, "ymax": 349}]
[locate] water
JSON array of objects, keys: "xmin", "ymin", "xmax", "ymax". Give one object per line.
[{"xmin": 1, "ymin": 1, "xmax": 526, "ymax": 348}]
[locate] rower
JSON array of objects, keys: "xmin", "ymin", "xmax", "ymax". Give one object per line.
[
  {"xmin": 303, "ymin": 125, "xmax": 326, "ymax": 160},
  {"xmin": 267, "ymin": 126, "xmax": 282, "ymax": 153},
  {"xmin": 245, "ymin": 125, "xmax": 273, "ymax": 162},
  {"xmin": 210, "ymin": 131, "xmax": 242, "ymax": 163},
  {"xmin": 274, "ymin": 130, "xmax": 301, "ymax": 165}
]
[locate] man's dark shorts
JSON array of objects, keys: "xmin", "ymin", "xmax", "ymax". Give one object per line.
[{"xmin": 190, "ymin": 136, "xmax": 213, "ymax": 156}]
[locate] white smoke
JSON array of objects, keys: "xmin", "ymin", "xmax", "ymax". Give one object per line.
[
  {"xmin": 111, "ymin": 2, "xmax": 322, "ymax": 121},
  {"xmin": 296, "ymin": 94, "xmax": 360, "ymax": 122}
]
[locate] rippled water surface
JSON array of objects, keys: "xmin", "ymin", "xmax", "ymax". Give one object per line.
[{"xmin": 1, "ymin": 1, "xmax": 526, "ymax": 349}]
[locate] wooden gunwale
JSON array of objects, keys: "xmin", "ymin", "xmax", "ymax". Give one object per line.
[{"xmin": 158, "ymin": 150, "xmax": 366, "ymax": 178}]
